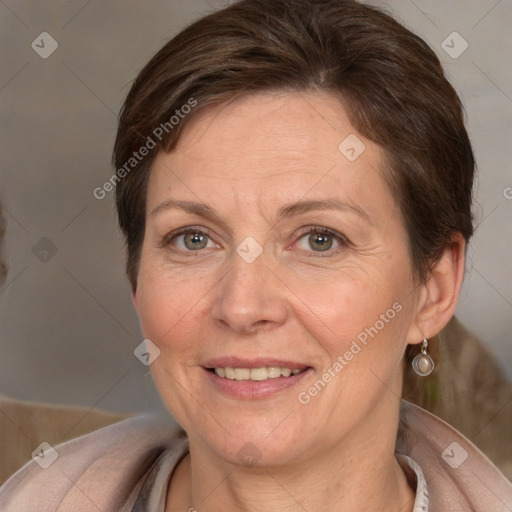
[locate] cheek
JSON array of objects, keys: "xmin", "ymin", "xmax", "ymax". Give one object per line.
[
  {"xmin": 134, "ymin": 261, "xmax": 211, "ymax": 350},
  {"xmin": 295, "ymin": 270, "xmax": 396, "ymax": 328},
  {"xmin": 286, "ymin": 263, "xmax": 412, "ymax": 369}
]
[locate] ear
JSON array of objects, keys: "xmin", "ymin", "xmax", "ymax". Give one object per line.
[{"xmin": 406, "ymin": 232, "xmax": 466, "ymax": 344}]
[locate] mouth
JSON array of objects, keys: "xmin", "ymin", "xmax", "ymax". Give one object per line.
[
  {"xmin": 202, "ymin": 359, "xmax": 312, "ymax": 399},
  {"xmin": 207, "ymin": 366, "xmax": 307, "ymax": 381}
]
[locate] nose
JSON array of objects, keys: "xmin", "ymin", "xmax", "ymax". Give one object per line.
[{"xmin": 210, "ymin": 244, "xmax": 289, "ymax": 335}]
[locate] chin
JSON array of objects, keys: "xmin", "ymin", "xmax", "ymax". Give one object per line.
[{"xmin": 183, "ymin": 409, "xmax": 317, "ymax": 469}]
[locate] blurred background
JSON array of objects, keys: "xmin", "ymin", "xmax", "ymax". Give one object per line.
[{"xmin": 0, "ymin": 0, "xmax": 511, "ymax": 415}]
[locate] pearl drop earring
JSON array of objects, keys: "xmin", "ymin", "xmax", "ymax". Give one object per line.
[{"xmin": 412, "ymin": 338, "xmax": 435, "ymax": 376}]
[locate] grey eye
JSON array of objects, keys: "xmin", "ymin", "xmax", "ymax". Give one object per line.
[
  {"xmin": 171, "ymin": 230, "xmax": 215, "ymax": 251},
  {"xmin": 183, "ymin": 232, "xmax": 208, "ymax": 250},
  {"xmin": 296, "ymin": 231, "xmax": 340, "ymax": 252}
]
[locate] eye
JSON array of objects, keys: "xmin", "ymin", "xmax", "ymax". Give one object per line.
[
  {"xmin": 294, "ymin": 227, "xmax": 347, "ymax": 254},
  {"xmin": 161, "ymin": 226, "xmax": 348, "ymax": 255},
  {"xmin": 162, "ymin": 227, "xmax": 218, "ymax": 252}
]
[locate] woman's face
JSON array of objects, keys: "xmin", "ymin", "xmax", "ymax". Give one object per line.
[{"xmin": 133, "ymin": 91, "xmax": 425, "ymax": 467}]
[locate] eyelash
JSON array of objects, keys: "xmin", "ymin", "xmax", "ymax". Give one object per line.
[{"xmin": 160, "ymin": 225, "xmax": 349, "ymax": 257}]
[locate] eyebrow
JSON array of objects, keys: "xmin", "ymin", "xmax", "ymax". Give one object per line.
[{"xmin": 150, "ymin": 198, "xmax": 372, "ymax": 225}]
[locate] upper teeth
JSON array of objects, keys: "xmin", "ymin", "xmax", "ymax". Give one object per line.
[{"xmin": 214, "ymin": 367, "xmax": 303, "ymax": 381}]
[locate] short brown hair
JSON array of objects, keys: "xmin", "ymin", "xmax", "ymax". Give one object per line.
[{"xmin": 114, "ymin": 0, "xmax": 475, "ymax": 293}]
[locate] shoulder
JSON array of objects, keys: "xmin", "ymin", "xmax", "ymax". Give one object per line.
[
  {"xmin": 0, "ymin": 394, "xmax": 131, "ymax": 484},
  {"xmin": 397, "ymin": 400, "xmax": 512, "ymax": 511},
  {"xmin": 0, "ymin": 412, "xmax": 187, "ymax": 512}
]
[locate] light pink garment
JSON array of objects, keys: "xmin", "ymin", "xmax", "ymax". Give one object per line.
[
  {"xmin": 396, "ymin": 400, "xmax": 512, "ymax": 510},
  {"xmin": 0, "ymin": 401, "xmax": 510, "ymax": 511}
]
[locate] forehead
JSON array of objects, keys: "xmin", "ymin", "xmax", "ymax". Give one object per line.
[{"xmin": 147, "ymin": 91, "xmax": 386, "ymax": 210}]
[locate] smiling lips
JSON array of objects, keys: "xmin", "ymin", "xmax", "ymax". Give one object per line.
[
  {"xmin": 204, "ymin": 358, "xmax": 310, "ymax": 383},
  {"xmin": 203, "ymin": 360, "xmax": 311, "ymax": 399},
  {"xmin": 214, "ymin": 366, "xmax": 305, "ymax": 381}
]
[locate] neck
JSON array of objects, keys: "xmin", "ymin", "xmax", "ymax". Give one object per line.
[{"xmin": 167, "ymin": 404, "xmax": 415, "ymax": 512}]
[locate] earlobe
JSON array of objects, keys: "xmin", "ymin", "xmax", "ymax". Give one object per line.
[{"xmin": 408, "ymin": 232, "xmax": 466, "ymax": 343}]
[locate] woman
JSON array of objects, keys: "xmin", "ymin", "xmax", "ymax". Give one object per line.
[{"xmin": 1, "ymin": 0, "xmax": 511, "ymax": 510}]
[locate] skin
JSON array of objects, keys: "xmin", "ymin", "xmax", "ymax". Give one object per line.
[{"xmin": 132, "ymin": 90, "xmax": 466, "ymax": 511}]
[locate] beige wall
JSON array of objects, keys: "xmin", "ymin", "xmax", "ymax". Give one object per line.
[{"xmin": 0, "ymin": 0, "xmax": 511, "ymax": 413}]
